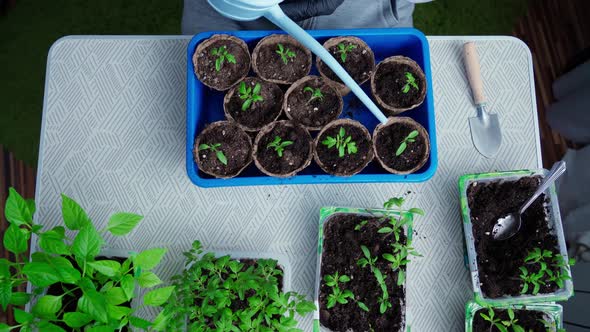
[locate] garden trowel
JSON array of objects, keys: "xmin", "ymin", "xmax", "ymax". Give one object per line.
[{"xmin": 463, "ymin": 42, "xmax": 501, "ymax": 158}]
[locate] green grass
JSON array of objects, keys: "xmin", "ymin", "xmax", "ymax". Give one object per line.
[{"xmin": 0, "ymin": 0, "xmax": 528, "ymax": 166}]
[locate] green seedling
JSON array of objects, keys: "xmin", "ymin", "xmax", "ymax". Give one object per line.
[
  {"xmin": 518, "ymin": 247, "xmax": 574, "ymax": 295},
  {"xmin": 402, "ymin": 72, "xmax": 419, "ymax": 93},
  {"xmin": 383, "ymin": 241, "xmax": 421, "ymax": 286},
  {"xmin": 321, "ymin": 127, "xmax": 358, "ymax": 158},
  {"xmin": 238, "ymin": 81, "xmax": 264, "ymax": 111},
  {"xmin": 480, "ymin": 308, "xmax": 526, "ymax": 332},
  {"xmin": 303, "ymin": 86, "xmax": 324, "ymax": 104},
  {"xmin": 354, "ymin": 220, "xmax": 368, "ymax": 231},
  {"xmin": 519, "ymin": 266, "xmax": 545, "ymax": 295},
  {"xmin": 395, "ymin": 130, "xmax": 419, "ymax": 156},
  {"xmin": 358, "ymin": 245, "xmax": 378, "ymax": 272},
  {"xmin": 211, "ymin": 45, "xmax": 236, "ymax": 72},
  {"xmin": 159, "ymin": 240, "xmax": 316, "ymax": 331},
  {"xmin": 379, "ymin": 197, "xmax": 424, "ymax": 242},
  {"xmin": 199, "ymin": 143, "xmax": 228, "ymax": 165},
  {"xmin": 276, "ymin": 43, "xmax": 296, "ymax": 65},
  {"xmin": 357, "ymin": 246, "xmax": 390, "ymax": 314},
  {"xmin": 266, "ymin": 136, "xmax": 293, "ymax": 158},
  {"xmin": 336, "ymin": 43, "xmax": 357, "ymax": 63},
  {"xmin": 323, "ymin": 272, "xmax": 368, "ymax": 312}
]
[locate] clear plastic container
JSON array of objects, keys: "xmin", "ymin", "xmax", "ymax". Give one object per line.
[
  {"xmin": 458, "ymin": 169, "xmax": 574, "ymax": 305},
  {"xmin": 313, "ymin": 206, "xmax": 412, "ymax": 332},
  {"xmin": 465, "ymin": 301, "xmax": 563, "ymax": 332}
]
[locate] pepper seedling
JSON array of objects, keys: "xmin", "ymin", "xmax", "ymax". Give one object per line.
[
  {"xmin": 199, "ymin": 143, "xmax": 228, "ymax": 165},
  {"xmin": 321, "ymin": 127, "xmax": 358, "ymax": 158},
  {"xmin": 395, "ymin": 130, "xmax": 419, "ymax": 156},
  {"xmin": 210, "ymin": 45, "xmax": 236, "ymax": 72},
  {"xmin": 239, "ymin": 81, "xmax": 264, "ymax": 111},
  {"xmin": 336, "ymin": 43, "xmax": 357, "ymax": 63},
  {"xmin": 303, "ymin": 86, "xmax": 324, "ymax": 104},
  {"xmin": 402, "ymin": 72, "xmax": 419, "ymax": 93},
  {"xmin": 276, "ymin": 43, "xmax": 296, "ymax": 65},
  {"xmin": 266, "ymin": 136, "xmax": 293, "ymax": 158}
]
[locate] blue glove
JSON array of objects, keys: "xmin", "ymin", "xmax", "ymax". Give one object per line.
[{"xmin": 280, "ymin": 0, "xmax": 345, "ymax": 21}]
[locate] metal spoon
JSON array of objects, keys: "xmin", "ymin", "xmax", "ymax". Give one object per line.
[{"xmin": 492, "ymin": 161, "xmax": 566, "ymax": 241}]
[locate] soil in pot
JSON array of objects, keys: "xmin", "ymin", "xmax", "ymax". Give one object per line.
[
  {"xmin": 467, "ymin": 176, "xmax": 562, "ymax": 298},
  {"xmin": 193, "ymin": 34, "xmax": 251, "ymax": 91},
  {"xmin": 284, "ymin": 76, "xmax": 343, "ymax": 130},
  {"xmin": 472, "ymin": 308, "xmax": 548, "ymax": 331},
  {"xmin": 373, "ymin": 117, "xmax": 429, "ymax": 174},
  {"xmin": 371, "ymin": 56, "xmax": 426, "ymax": 114},
  {"xmin": 317, "ymin": 36, "xmax": 375, "ymax": 95},
  {"xmin": 314, "ymin": 119, "xmax": 373, "ymax": 176},
  {"xmin": 253, "ymin": 121, "xmax": 312, "ymax": 177},
  {"xmin": 224, "ymin": 77, "xmax": 283, "ymax": 132},
  {"xmin": 194, "ymin": 121, "xmax": 252, "ymax": 178},
  {"xmin": 320, "ymin": 214, "xmax": 405, "ymax": 332},
  {"xmin": 252, "ymin": 34, "xmax": 312, "ymax": 84}
]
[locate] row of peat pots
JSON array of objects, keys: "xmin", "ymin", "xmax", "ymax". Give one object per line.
[{"xmin": 186, "ymin": 28, "xmax": 436, "ymax": 187}]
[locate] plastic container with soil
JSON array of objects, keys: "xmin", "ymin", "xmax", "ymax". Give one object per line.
[
  {"xmin": 194, "ymin": 121, "xmax": 252, "ymax": 179},
  {"xmin": 373, "ymin": 117, "xmax": 430, "ymax": 175},
  {"xmin": 371, "ymin": 56, "xmax": 426, "ymax": 115},
  {"xmin": 252, "ymin": 34, "xmax": 312, "ymax": 85},
  {"xmin": 313, "ymin": 119, "xmax": 373, "ymax": 176},
  {"xmin": 224, "ymin": 77, "xmax": 283, "ymax": 132},
  {"xmin": 253, "ymin": 120, "xmax": 313, "ymax": 177},
  {"xmin": 316, "ymin": 36, "xmax": 375, "ymax": 96},
  {"xmin": 465, "ymin": 301, "xmax": 563, "ymax": 332},
  {"xmin": 314, "ymin": 207, "xmax": 412, "ymax": 332},
  {"xmin": 283, "ymin": 76, "xmax": 343, "ymax": 130},
  {"xmin": 459, "ymin": 169, "xmax": 574, "ymax": 306},
  {"xmin": 193, "ymin": 34, "xmax": 251, "ymax": 91}
]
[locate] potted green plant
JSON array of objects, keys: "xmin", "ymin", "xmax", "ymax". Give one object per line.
[
  {"xmin": 223, "ymin": 77, "xmax": 284, "ymax": 132},
  {"xmin": 154, "ymin": 240, "xmax": 316, "ymax": 331},
  {"xmin": 373, "ymin": 117, "xmax": 430, "ymax": 174},
  {"xmin": 0, "ymin": 188, "xmax": 172, "ymax": 331},
  {"xmin": 313, "ymin": 119, "xmax": 373, "ymax": 176},
  {"xmin": 459, "ymin": 169, "xmax": 574, "ymax": 305},
  {"xmin": 283, "ymin": 76, "xmax": 343, "ymax": 131},
  {"xmin": 252, "ymin": 34, "xmax": 312, "ymax": 85},
  {"xmin": 193, "ymin": 34, "xmax": 251, "ymax": 91},
  {"xmin": 465, "ymin": 301, "xmax": 564, "ymax": 332},
  {"xmin": 314, "ymin": 197, "xmax": 425, "ymax": 332},
  {"xmin": 316, "ymin": 36, "xmax": 375, "ymax": 96},
  {"xmin": 194, "ymin": 121, "xmax": 253, "ymax": 179},
  {"xmin": 252, "ymin": 120, "xmax": 313, "ymax": 177},
  {"xmin": 371, "ymin": 56, "xmax": 426, "ymax": 115}
]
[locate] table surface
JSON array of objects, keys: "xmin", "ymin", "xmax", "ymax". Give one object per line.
[{"xmin": 36, "ymin": 35, "xmax": 540, "ymax": 331}]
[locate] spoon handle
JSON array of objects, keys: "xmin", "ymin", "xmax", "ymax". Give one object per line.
[{"xmin": 519, "ymin": 161, "xmax": 566, "ymax": 215}]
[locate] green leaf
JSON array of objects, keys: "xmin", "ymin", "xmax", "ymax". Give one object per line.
[
  {"xmin": 339, "ymin": 275, "xmax": 350, "ymax": 283},
  {"xmin": 0, "ymin": 323, "xmax": 9, "ymax": 332},
  {"xmin": 63, "ymin": 312, "xmax": 93, "ymax": 328},
  {"xmin": 198, "ymin": 143, "xmax": 209, "ymax": 150},
  {"xmin": 72, "ymin": 223, "xmax": 103, "ymax": 263},
  {"xmin": 9, "ymin": 292, "xmax": 31, "ymax": 306},
  {"xmin": 242, "ymin": 98, "xmax": 253, "ymax": 111},
  {"xmin": 0, "ymin": 282, "xmax": 11, "ymax": 311},
  {"xmin": 107, "ymin": 304, "xmax": 131, "ymax": 320},
  {"xmin": 39, "ymin": 228, "xmax": 69, "ymax": 255},
  {"xmin": 33, "ymin": 254, "xmax": 80, "ymax": 284},
  {"xmin": 408, "ymin": 208, "xmax": 425, "ymax": 216},
  {"xmin": 226, "ymin": 53, "xmax": 236, "ymax": 64},
  {"xmin": 88, "ymin": 260, "xmax": 121, "ymax": 277},
  {"xmin": 378, "ymin": 227, "xmax": 393, "ymax": 233},
  {"xmin": 5, "ymin": 188, "xmax": 32, "ymax": 226},
  {"xmin": 396, "ymin": 142, "xmax": 407, "ymax": 156},
  {"xmin": 215, "ymin": 57, "xmax": 222, "ymax": 71},
  {"xmin": 61, "ymin": 194, "xmax": 91, "ymax": 230},
  {"xmin": 144, "ymin": 286, "xmax": 175, "ymax": 306},
  {"xmin": 216, "ymin": 150, "xmax": 228, "ymax": 166},
  {"xmin": 295, "ymin": 300, "xmax": 316, "ymax": 315},
  {"xmin": 22, "ymin": 262, "xmax": 60, "ymax": 287},
  {"xmin": 339, "ymin": 127, "xmax": 345, "ymax": 138},
  {"xmin": 121, "ymin": 274, "xmax": 135, "ymax": 301},
  {"xmin": 407, "ymin": 130, "xmax": 419, "ymax": 139},
  {"xmin": 357, "ymin": 301, "xmax": 369, "ymax": 312},
  {"xmin": 130, "ymin": 316, "xmax": 153, "ymax": 329},
  {"xmin": 3, "ymin": 224, "xmax": 29, "ymax": 254},
  {"xmin": 253, "ymin": 83, "xmax": 262, "ymax": 95},
  {"xmin": 79, "ymin": 292, "xmax": 108, "ymax": 323},
  {"xmin": 32, "ymin": 295, "xmax": 62, "ymax": 319},
  {"xmin": 105, "ymin": 287, "xmax": 127, "ymax": 305},
  {"xmin": 138, "ymin": 271, "xmax": 162, "ymax": 288},
  {"xmin": 87, "ymin": 326, "xmax": 114, "ymax": 332},
  {"xmin": 107, "ymin": 212, "xmax": 143, "ymax": 236},
  {"xmin": 135, "ymin": 248, "xmax": 167, "ymax": 271},
  {"xmin": 152, "ymin": 310, "xmax": 169, "ymax": 331},
  {"xmin": 382, "ymin": 253, "xmax": 395, "ymax": 262},
  {"xmin": 14, "ymin": 308, "xmax": 33, "ymax": 324},
  {"xmin": 360, "ymin": 245, "xmax": 371, "ymax": 259},
  {"xmin": 0, "ymin": 259, "xmax": 9, "ymax": 280}
]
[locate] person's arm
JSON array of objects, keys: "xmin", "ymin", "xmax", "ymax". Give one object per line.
[{"xmin": 280, "ymin": 0, "xmax": 345, "ymax": 21}]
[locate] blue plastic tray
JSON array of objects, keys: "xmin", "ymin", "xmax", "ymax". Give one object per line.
[{"xmin": 187, "ymin": 28, "xmax": 437, "ymax": 188}]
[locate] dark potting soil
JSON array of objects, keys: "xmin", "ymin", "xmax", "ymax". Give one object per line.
[
  {"xmin": 255, "ymin": 123, "xmax": 311, "ymax": 175},
  {"xmin": 374, "ymin": 63, "xmax": 424, "ymax": 109},
  {"xmin": 195, "ymin": 122, "xmax": 251, "ymax": 177},
  {"xmin": 320, "ymin": 214, "xmax": 405, "ymax": 332},
  {"xmin": 286, "ymin": 77, "xmax": 341, "ymax": 128},
  {"xmin": 46, "ymin": 256, "xmax": 130, "ymax": 332},
  {"xmin": 316, "ymin": 124, "xmax": 372, "ymax": 175},
  {"xmin": 472, "ymin": 308, "xmax": 547, "ymax": 332},
  {"xmin": 194, "ymin": 39, "xmax": 250, "ymax": 90},
  {"xmin": 375, "ymin": 122, "xmax": 426, "ymax": 172},
  {"xmin": 467, "ymin": 176, "xmax": 560, "ymax": 298},
  {"xmin": 255, "ymin": 42, "xmax": 310, "ymax": 83},
  {"xmin": 226, "ymin": 78, "xmax": 283, "ymax": 130},
  {"xmin": 318, "ymin": 42, "xmax": 373, "ymax": 84}
]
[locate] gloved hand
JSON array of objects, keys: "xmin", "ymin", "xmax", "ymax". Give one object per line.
[{"xmin": 280, "ymin": 0, "xmax": 345, "ymax": 22}]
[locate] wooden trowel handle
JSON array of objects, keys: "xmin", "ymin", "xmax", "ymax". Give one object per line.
[{"xmin": 463, "ymin": 42, "xmax": 486, "ymax": 105}]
